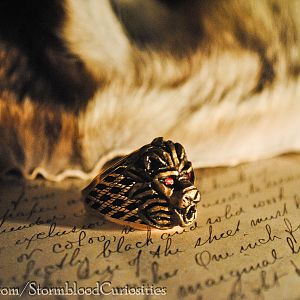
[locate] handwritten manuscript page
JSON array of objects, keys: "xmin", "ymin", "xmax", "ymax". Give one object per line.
[{"xmin": 0, "ymin": 154, "xmax": 300, "ymax": 299}]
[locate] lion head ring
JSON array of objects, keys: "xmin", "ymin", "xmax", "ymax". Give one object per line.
[{"xmin": 82, "ymin": 137, "xmax": 201, "ymax": 230}]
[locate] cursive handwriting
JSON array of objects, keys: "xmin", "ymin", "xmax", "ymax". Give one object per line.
[
  {"xmin": 240, "ymin": 224, "xmax": 281, "ymax": 253},
  {"xmin": 194, "ymin": 220, "xmax": 240, "ymax": 248},
  {"xmin": 206, "ymin": 204, "xmax": 244, "ymax": 225},
  {"xmin": 250, "ymin": 203, "xmax": 288, "ymax": 227},
  {"xmin": 195, "ymin": 250, "xmax": 234, "ymax": 269}
]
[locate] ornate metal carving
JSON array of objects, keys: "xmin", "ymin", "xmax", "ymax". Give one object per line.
[{"xmin": 82, "ymin": 137, "xmax": 201, "ymax": 230}]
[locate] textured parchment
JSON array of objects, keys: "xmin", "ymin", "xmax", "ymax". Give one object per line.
[{"xmin": 1, "ymin": 155, "xmax": 300, "ymax": 299}]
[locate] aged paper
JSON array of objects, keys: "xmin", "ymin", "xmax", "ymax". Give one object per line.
[{"xmin": 0, "ymin": 154, "xmax": 300, "ymax": 299}]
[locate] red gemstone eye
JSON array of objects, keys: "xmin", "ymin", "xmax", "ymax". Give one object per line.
[
  {"xmin": 187, "ymin": 171, "xmax": 193, "ymax": 181},
  {"xmin": 164, "ymin": 177, "xmax": 174, "ymax": 186}
]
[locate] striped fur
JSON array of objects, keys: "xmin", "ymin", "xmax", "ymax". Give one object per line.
[{"xmin": 1, "ymin": 0, "xmax": 300, "ymax": 180}]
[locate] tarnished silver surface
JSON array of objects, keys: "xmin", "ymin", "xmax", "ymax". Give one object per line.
[{"xmin": 82, "ymin": 137, "xmax": 201, "ymax": 230}]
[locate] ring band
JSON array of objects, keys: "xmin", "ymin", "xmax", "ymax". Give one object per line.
[{"xmin": 82, "ymin": 137, "xmax": 201, "ymax": 230}]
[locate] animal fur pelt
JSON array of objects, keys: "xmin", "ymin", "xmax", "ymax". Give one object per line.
[{"xmin": 0, "ymin": 0, "xmax": 300, "ymax": 181}]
